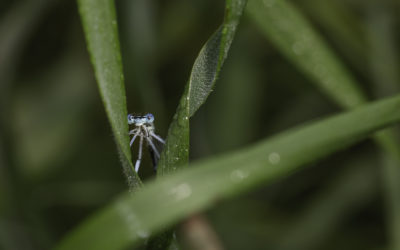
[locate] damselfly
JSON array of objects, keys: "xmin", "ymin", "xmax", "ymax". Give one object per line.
[{"xmin": 128, "ymin": 113, "xmax": 165, "ymax": 173}]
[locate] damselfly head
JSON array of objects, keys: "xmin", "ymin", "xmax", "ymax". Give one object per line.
[
  {"xmin": 128, "ymin": 113, "xmax": 155, "ymax": 126},
  {"xmin": 128, "ymin": 112, "xmax": 164, "ymax": 173}
]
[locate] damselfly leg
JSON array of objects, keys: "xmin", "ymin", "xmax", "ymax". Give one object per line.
[{"xmin": 128, "ymin": 113, "xmax": 165, "ymax": 173}]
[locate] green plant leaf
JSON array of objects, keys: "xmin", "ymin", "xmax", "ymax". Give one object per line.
[
  {"xmin": 188, "ymin": 0, "xmax": 248, "ymax": 116},
  {"xmin": 247, "ymin": 1, "xmax": 400, "ymax": 247},
  {"xmin": 247, "ymin": 0, "xmax": 366, "ymax": 109},
  {"xmin": 55, "ymin": 94, "xmax": 400, "ymax": 250},
  {"xmin": 152, "ymin": 1, "xmax": 247, "ymax": 247},
  {"xmin": 157, "ymin": 0, "xmax": 248, "ymax": 175},
  {"xmin": 77, "ymin": 0, "xmax": 140, "ymax": 189},
  {"xmin": 297, "ymin": 0, "xmax": 367, "ymax": 70},
  {"xmin": 366, "ymin": 7, "xmax": 400, "ymax": 249}
]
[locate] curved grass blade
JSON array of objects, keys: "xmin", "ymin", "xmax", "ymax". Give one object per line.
[
  {"xmin": 78, "ymin": 0, "xmax": 140, "ymax": 189},
  {"xmin": 188, "ymin": 0, "xmax": 248, "ymax": 116},
  {"xmin": 366, "ymin": 7, "xmax": 400, "ymax": 249},
  {"xmin": 157, "ymin": 0, "xmax": 248, "ymax": 175},
  {"xmin": 151, "ymin": 1, "xmax": 247, "ymax": 248},
  {"xmin": 247, "ymin": 0, "xmax": 366, "ymax": 109},
  {"xmin": 55, "ymin": 94, "xmax": 400, "ymax": 250},
  {"xmin": 247, "ymin": 1, "xmax": 400, "ymax": 247},
  {"xmin": 298, "ymin": 0, "xmax": 367, "ymax": 71}
]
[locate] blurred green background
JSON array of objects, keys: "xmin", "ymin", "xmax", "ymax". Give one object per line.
[{"xmin": 1, "ymin": 0, "xmax": 400, "ymax": 249}]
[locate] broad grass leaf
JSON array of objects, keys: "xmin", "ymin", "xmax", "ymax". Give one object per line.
[
  {"xmin": 78, "ymin": 0, "xmax": 140, "ymax": 189},
  {"xmin": 55, "ymin": 94, "xmax": 400, "ymax": 250},
  {"xmin": 157, "ymin": 0, "xmax": 248, "ymax": 175}
]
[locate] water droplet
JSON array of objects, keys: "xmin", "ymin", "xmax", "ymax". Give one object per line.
[
  {"xmin": 230, "ymin": 169, "xmax": 249, "ymax": 183},
  {"xmin": 168, "ymin": 183, "xmax": 192, "ymax": 201},
  {"xmin": 263, "ymin": 0, "xmax": 276, "ymax": 7},
  {"xmin": 177, "ymin": 116, "xmax": 188, "ymax": 127},
  {"xmin": 268, "ymin": 152, "xmax": 280, "ymax": 165},
  {"xmin": 136, "ymin": 229, "xmax": 150, "ymax": 238},
  {"xmin": 116, "ymin": 201, "xmax": 150, "ymax": 239},
  {"xmin": 292, "ymin": 41, "xmax": 304, "ymax": 55},
  {"xmin": 323, "ymin": 78, "xmax": 333, "ymax": 87}
]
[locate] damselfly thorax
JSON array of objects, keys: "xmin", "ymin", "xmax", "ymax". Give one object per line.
[{"xmin": 128, "ymin": 113, "xmax": 165, "ymax": 173}]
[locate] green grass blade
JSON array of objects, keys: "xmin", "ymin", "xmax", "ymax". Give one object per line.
[
  {"xmin": 297, "ymin": 0, "xmax": 367, "ymax": 71},
  {"xmin": 247, "ymin": 0, "xmax": 366, "ymax": 108},
  {"xmin": 55, "ymin": 94, "xmax": 400, "ymax": 250},
  {"xmin": 366, "ymin": 7, "xmax": 400, "ymax": 249},
  {"xmin": 188, "ymin": 0, "xmax": 248, "ymax": 116},
  {"xmin": 157, "ymin": 0, "xmax": 247, "ymax": 175},
  {"xmin": 279, "ymin": 160, "xmax": 377, "ymax": 250},
  {"xmin": 77, "ymin": 0, "xmax": 140, "ymax": 188},
  {"xmin": 247, "ymin": 1, "xmax": 400, "ymax": 247}
]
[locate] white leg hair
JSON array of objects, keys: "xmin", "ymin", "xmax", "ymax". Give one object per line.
[
  {"xmin": 135, "ymin": 135, "xmax": 144, "ymax": 172},
  {"xmin": 150, "ymin": 132, "xmax": 165, "ymax": 144}
]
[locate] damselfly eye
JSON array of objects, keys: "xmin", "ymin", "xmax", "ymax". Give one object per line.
[
  {"xmin": 146, "ymin": 113, "xmax": 154, "ymax": 123},
  {"xmin": 127, "ymin": 114, "xmax": 135, "ymax": 124}
]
